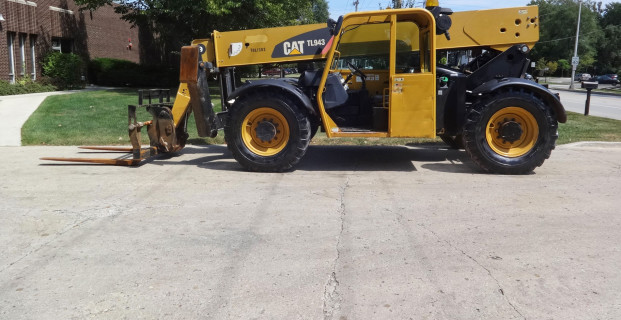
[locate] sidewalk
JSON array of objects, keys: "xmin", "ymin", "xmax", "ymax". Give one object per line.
[{"xmin": 0, "ymin": 87, "xmax": 115, "ymax": 146}]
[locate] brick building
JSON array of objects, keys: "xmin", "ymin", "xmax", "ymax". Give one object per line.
[{"xmin": 1, "ymin": 0, "xmax": 140, "ymax": 83}]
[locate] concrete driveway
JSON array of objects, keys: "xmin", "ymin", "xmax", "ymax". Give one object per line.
[{"xmin": 1, "ymin": 143, "xmax": 620, "ymax": 319}]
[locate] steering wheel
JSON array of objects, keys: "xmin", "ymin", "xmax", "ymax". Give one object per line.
[{"xmin": 343, "ymin": 62, "xmax": 367, "ymax": 89}]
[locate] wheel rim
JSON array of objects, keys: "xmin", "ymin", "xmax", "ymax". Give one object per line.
[
  {"xmin": 485, "ymin": 106, "xmax": 539, "ymax": 158},
  {"xmin": 241, "ymin": 107, "xmax": 290, "ymax": 156}
]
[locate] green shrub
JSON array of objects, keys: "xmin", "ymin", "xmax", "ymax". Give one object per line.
[
  {"xmin": 0, "ymin": 78, "xmax": 57, "ymax": 96},
  {"xmin": 42, "ymin": 52, "xmax": 85, "ymax": 90},
  {"xmin": 88, "ymin": 58, "xmax": 177, "ymax": 87},
  {"xmin": 0, "ymin": 80, "xmax": 20, "ymax": 95}
]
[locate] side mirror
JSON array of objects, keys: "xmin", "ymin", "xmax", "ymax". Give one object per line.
[
  {"xmin": 328, "ymin": 16, "xmax": 344, "ymax": 36},
  {"xmin": 327, "ymin": 19, "xmax": 336, "ymax": 31},
  {"xmin": 428, "ymin": 7, "xmax": 453, "ymax": 40}
]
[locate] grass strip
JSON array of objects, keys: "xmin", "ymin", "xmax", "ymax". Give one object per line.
[{"xmin": 22, "ymin": 89, "xmax": 621, "ymax": 146}]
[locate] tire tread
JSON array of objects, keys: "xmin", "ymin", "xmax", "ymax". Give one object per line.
[{"xmin": 463, "ymin": 88, "xmax": 558, "ymax": 174}]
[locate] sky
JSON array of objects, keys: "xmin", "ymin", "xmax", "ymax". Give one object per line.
[{"xmin": 327, "ymin": 0, "xmax": 618, "ymax": 19}]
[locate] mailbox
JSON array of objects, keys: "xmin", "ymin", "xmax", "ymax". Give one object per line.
[
  {"xmin": 581, "ymin": 81, "xmax": 598, "ymax": 90},
  {"xmin": 581, "ymin": 81, "xmax": 598, "ymax": 116}
]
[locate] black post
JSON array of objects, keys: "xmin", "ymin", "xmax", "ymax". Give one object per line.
[
  {"xmin": 584, "ymin": 88, "xmax": 592, "ymax": 116},
  {"xmin": 581, "ymin": 81, "xmax": 598, "ymax": 116}
]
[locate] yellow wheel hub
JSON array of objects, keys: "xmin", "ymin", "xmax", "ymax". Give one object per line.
[
  {"xmin": 486, "ymin": 107, "xmax": 539, "ymax": 157},
  {"xmin": 241, "ymin": 107, "xmax": 290, "ymax": 156}
]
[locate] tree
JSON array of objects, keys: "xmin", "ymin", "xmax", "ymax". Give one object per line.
[
  {"xmin": 381, "ymin": 0, "xmax": 415, "ymax": 9},
  {"xmin": 535, "ymin": 57, "xmax": 548, "ymax": 76},
  {"xmin": 600, "ymin": 2, "xmax": 621, "ymax": 26},
  {"xmin": 528, "ymin": 0, "xmax": 601, "ymax": 72},
  {"xmin": 534, "ymin": 58, "xmax": 558, "ymax": 81},
  {"xmin": 312, "ymin": 0, "xmax": 330, "ymax": 23},
  {"xmin": 557, "ymin": 59, "xmax": 571, "ymax": 77},
  {"xmin": 596, "ymin": 3, "xmax": 621, "ymax": 74},
  {"xmin": 577, "ymin": 55, "xmax": 596, "ymax": 73},
  {"xmin": 546, "ymin": 60, "xmax": 559, "ymax": 75}
]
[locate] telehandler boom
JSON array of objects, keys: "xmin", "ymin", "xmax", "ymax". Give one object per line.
[{"xmin": 43, "ymin": 1, "xmax": 565, "ymax": 174}]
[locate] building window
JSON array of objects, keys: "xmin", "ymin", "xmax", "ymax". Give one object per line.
[
  {"xmin": 19, "ymin": 34, "xmax": 27, "ymax": 77},
  {"xmin": 30, "ymin": 36, "xmax": 37, "ymax": 80},
  {"xmin": 51, "ymin": 38, "xmax": 61, "ymax": 52},
  {"xmin": 8, "ymin": 33, "xmax": 16, "ymax": 84},
  {"xmin": 51, "ymin": 37, "xmax": 73, "ymax": 53}
]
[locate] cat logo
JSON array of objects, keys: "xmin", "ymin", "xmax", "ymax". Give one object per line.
[{"xmin": 283, "ymin": 41, "xmax": 305, "ymax": 55}]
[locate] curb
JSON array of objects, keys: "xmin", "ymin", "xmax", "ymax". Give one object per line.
[{"xmin": 558, "ymin": 141, "xmax": 621, "ymax": 149}]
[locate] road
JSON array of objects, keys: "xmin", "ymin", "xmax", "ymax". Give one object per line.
[
  {"xmin": 550, "ymin": 87, "xmax": 621, "ymax": 120},
  {"xmin": 1, "ymin": 143, "xmax": 621, "ymax": 319}
]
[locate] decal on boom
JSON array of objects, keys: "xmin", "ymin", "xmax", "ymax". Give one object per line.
[{"xmin": 271, "ymin": 28, "xmax": 332, "ymax": 58}]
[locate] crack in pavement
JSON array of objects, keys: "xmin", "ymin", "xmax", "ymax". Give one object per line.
[
  {"xmin": 0, "ymin": 203, "xmax": 128, "ymax": 275},
  {"xmin": 418, "ymin": 224, "xmax": 526, "ymax": 320},
  {"xmin": 0, "ymin": 215, "xmax": 94, "ymax": 275},
  {"xmin": 322, "ymin": 176, "xmax": 350, "ymax": 320}
]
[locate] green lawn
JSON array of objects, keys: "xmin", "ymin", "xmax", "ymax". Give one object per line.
[
  {"xmin": 557, "ymin": 112, "xmax": 621, "ymax": 144},
  {"xmin": 22, "ymin": 88, "xmax": 224, "ymax": 146},
  {"xmin": 21, "ymin": 89, "xmax": 621, "ymax": 146}
]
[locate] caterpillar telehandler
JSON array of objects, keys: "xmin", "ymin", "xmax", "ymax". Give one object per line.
[{"xmin": 43, "ymin": 0, "xmax": 566, "ymax": 174}]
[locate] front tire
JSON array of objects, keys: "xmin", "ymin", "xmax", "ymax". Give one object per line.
[
  {"xmin": 224, "ymin": 92, "xmax": 311, "ymax": 172},
  {"xmin": 463, "ymin": 89, "xmax": 558, "ymax": 174}
]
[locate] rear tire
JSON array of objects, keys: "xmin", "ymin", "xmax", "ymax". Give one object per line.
[
  {"xmin": 224, "ymin": 92, "xmax": 311, "ymax": 172},
  {"xmin": 463, "ymin": 89, "xmax": 558, "ymax": 174}
]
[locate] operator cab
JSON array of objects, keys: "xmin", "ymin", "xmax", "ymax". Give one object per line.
[{"xmin": 313, "ymin": 10, "xmax": 437, "ymax": 138}]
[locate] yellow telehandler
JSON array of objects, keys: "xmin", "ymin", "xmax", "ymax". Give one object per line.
[{"xmin": 43, "ymin": 1, "xmax": 565, "ymax": 174}]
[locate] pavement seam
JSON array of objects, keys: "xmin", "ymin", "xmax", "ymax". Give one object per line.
[
  {"xmin": 418, "ymin": 224, "xmax": 527, "ymax": 320},
  {"xmin": 322, "ymin": 175, "xmax": 350, "ymax": 320}
]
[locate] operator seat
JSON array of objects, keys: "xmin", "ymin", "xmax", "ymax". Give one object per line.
[{"xmin": 298, "ymin": 70, "xmax": 348, "ymax": 109}]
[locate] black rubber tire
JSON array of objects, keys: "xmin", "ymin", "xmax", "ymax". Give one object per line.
[
  {"xmin": 440, "ymin": 134, "xmax": 464, "ymax": 149},
  {"xmin": 224, "ymin": 92, "xmax": 311, "ymax": 172},
  {"xmin": 463, "ymin": 88, "xmax": 558, "ymax": 174}
]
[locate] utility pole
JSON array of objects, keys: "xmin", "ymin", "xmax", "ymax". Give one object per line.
[
  {"xmin": 570, "ymin": 0, "xmax": 582, "ymax": 90},
  {"xmin": 353, "ymin": 0, "xmax": 359, "ymax": 11}
]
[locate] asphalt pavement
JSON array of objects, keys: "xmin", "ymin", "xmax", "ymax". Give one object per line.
[
  {"xmin": 1, "ymin": 143, "xmax": 621, "ymax": 319},
  {"xmin": 548, "ymin": 84, "xmax": 621, "ymax": 120}
]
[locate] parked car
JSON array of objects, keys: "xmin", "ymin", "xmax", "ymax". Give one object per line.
[
  {"xmin": 605, "ymin": 74, "xmax": 618, "ymax": 81},
  {"xmin": 592, "ymin": 75, "xmax": 620, "ymax": 85},
  {"xmin": 574, "ymin": 73, "xmax": 592, "ymax": 81},
  {"xmin": 524, "ymin": 73, "xmax": 534, "ymax": 81}
]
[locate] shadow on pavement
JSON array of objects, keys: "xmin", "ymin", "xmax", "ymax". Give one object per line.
[{"xmin": 155, "ymin": 144, "xmax": 478, "ymax": 173}]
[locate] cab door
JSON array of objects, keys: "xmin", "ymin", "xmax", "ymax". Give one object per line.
[{"xmin": 388, "ymin": 14, "xmax": 436, "ymax": 137}]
